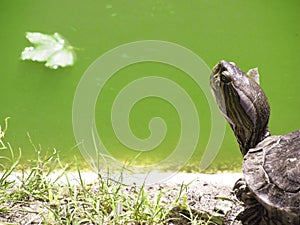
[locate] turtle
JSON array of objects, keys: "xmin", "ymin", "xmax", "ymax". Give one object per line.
[{"xmin": 210, "ymin": 60, "xmax": 300, "ymax": 225}]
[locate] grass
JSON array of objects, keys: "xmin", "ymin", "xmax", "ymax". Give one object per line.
[{"xmin": 0, "ymin": 139, "xmax": 225, "ymax": 225}]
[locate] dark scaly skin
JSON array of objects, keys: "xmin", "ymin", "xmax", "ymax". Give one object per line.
[
  {"xmin": 210, "ymin": 60, "xmax": 300, "ymax": 225},
  {"xmin": 210, "ymin": 60, "xmax": 270, "ymax": 156}
]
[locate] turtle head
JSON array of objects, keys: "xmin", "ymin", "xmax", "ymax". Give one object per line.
[{"xmin": 210, "ymin": 60, "xmax": 270, "ymax": 156}]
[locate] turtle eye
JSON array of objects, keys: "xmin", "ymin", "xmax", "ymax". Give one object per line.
[{"xmin": 220, "ymin": 74, "xmax": 232, "ymax": 83}]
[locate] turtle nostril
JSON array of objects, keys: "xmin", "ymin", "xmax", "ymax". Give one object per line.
[{"xmin": 213, "ymin": 63, "xmax": 225, "ymax": 75}]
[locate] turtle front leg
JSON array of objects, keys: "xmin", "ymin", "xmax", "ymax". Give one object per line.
[
  {"xmin": 233, "ymin": 178, "xmax": 252, "ymax": 203},
  {"xmin": 233, "ymin": 178, "xmax": 265, "ymax": 225}
]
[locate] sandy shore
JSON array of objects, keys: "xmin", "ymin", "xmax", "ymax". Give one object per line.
[
  {"xmin": 36, "ymin": 171, "xmax": 243, "ymax": 187},
  {"xmin": 3, "ymin": 171, "xmax": 244, "ymax": 224},
  {"xmin": 6, "ymin": 170, "xmax": 243, "ymax": 189},
  {"xmin": 56, "ymin": 171, "xmax": 243, "ymax": 217}
]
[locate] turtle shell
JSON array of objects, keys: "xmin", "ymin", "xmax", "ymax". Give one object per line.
[{"xmin": 243, "ymin": 129, "xmax": 300, "ymax": 224}]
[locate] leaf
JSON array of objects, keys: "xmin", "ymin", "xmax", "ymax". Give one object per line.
[{"xmin": 21, "ymin": 32, "xmax": 76, "ymax": 69}]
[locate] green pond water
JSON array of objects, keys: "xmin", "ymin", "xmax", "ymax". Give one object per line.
[{"xmin": 0, "ymin": 0, "xmax": 299, "ymax": 172}]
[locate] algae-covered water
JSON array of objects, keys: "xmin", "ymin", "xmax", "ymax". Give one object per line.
[{"xmin": 0, "ymin": 1, "xmax": 299, "ymax": 172}]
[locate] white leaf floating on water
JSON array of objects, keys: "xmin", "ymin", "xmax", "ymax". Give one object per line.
[{"xmin": 21, "ymin": 32, "xmax": 76, "ymax": 69}]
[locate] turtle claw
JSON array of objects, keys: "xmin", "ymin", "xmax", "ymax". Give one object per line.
[
  {"xmin": 233, "ymin": 178, "xmax": 249, "ymax": 202},
  {"xmin": 232, "ymin": 178, "xmax": 264, "ymax": 225}
]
